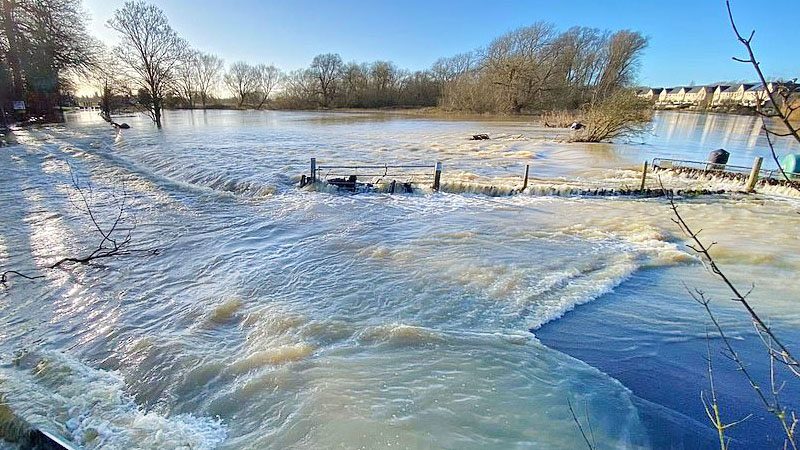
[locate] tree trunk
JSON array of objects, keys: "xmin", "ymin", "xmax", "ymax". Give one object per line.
[
  {"xmin": 153, "ymin": 100, "xmax": 162, "ymax": 128},
  {"xmin": 2, "ymin": 0, "xmax": 25, "ymax": 112}
]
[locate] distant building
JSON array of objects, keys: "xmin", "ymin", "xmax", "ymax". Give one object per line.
[
  {"xmin": 711, "ymin": 85, "xmax": 737, "ymax": 106},
  {"xmin": 684, "ymin": 86, "xmax": 713, "ymax": 107},
  {"xmin": 644, "ymin": 80, "xmax": 797, "ymax": 109},
  {"xmin": 662, "ymin": 87, "xmax": 690, "ymax": 105},
  {"xmin": 636, "ymin": 87, "xmax": 664, "ymax": 101}
]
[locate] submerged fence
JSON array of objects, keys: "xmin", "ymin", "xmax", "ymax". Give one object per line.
[{"xmin": 300, "ymin": 156, "xmax": 795, "ymax": 198}]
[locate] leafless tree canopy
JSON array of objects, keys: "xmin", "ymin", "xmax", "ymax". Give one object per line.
[
  {"xmin": 173, "ymin": 49, "xmax": 199, "ymax": 109},
  {"xmin": 194, "ymin": 52, "xmax": 224, "ymax": 108},
  {"xmin": 310, "ymin": 53, "xmax": 343, "ymax": 107},
  {"xmin": 438, "ymin": 24, "xmax": 648, "ymax": 114},
  {"xmin": 224, "ymin": 61, "xmax": 258, "ymax": 108},
  {"xmin": 253, "ymin": 64, "xmax": 281, "ymax": 109},
  {"xmin": 108, "ymin": 0, "xmax": 188, "ymax": 127}
]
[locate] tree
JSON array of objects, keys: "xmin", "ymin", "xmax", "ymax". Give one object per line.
[
  {"xmin": 571, "ymin": 89, "xmax": 652, "ymax": 142},
  {"xmin": 194, "ymin": 52, "xmax": 223, "ymax": 108},
  {"xmin": 483, "ymin": 22, "xmax": 560, "ymax": 113},
  {"xmin": 310, "ymin": 53, "xmax": 342, "ymax": 107},
  {"xmin": 108, "ymin": 1, "xmax": 188, "ymax": 127},
  {"xmin": 253, "ymin": 64, "xmax": 281, "ymax": 109},
  {"xmin": 224, "ymin": 61, "xmax": 257, "ymax": 108},
  {"xmin": 431, "ymin": 51, "xmax": 477, "ymax": 85},
  {"xmin": 1, "ymin": 0, "xmax": 98, "ymax": 122},
  {"xmin": 91, "ymin": 44, "xmax": 125, "ymax": 120},
  {"xmin": 597, "ymin": 30, "xmax": 648, "ymax": 96},
  {"xmin": 174, "ymin": 49, "xmax": 199, "ymax": 108}
]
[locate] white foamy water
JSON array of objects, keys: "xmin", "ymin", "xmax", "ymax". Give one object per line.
[{"xmin": 1, "ymin": 110, "xmax": 799, "ymax": 449}]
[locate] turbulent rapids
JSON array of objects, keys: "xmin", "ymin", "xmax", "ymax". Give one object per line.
[{"xmin": 1, "ymin": 110, "xmax": 800, "ymax": 449}]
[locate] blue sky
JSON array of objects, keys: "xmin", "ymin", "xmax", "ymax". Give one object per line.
[{"xmin": 84, "ymin": 0, "xmax": 798, "ymax": 87}]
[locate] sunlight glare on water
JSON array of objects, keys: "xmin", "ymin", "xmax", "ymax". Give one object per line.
[{"xmin": 1, "ymin": 110, "xmax": 799, "ymax": 449}]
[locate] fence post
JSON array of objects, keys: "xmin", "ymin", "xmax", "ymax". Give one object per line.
[
  {"xmin": 433, "ymin": 161, "xmax": 442, "ymax": 191},
  {"xmin": 310, "ymin": 158, "xmax": 317, "ymax": 183},
  {"xmin": 745, "ymin": 156, "xmax": 763, "ymax": 192},
  {"xmin": 639, "ymin": 161, "xmax": 648, "ymax": 192},
  {"xmin": 522, "ymin": 164, "xmax": 530, "ymax": 191}
]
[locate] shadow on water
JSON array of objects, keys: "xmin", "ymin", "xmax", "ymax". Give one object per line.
[{"xmin": 536, "ymin": 266, "xmax": 800, "ymax": 449}]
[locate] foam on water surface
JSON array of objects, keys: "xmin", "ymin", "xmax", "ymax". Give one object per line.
[{"xmin": 2, "ymin": 110, "xmax": 800, "ymax": 448}]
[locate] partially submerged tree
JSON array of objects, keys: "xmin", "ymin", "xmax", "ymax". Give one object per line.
[
  {"xmin": 91, "ymin": 44, "xmax": 127, "ymax": 120},
  {"xmin": 571, "ymin": 89, "xmax": 652, "ymax": 142},
  {"xmin": 108, "ymin": 1, "xmax": 188, "ymax": 127}
]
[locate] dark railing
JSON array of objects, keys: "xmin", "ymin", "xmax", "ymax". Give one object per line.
[{"xmin": 652, "ymin": 157, "xmax": 780, "ymax": 179}]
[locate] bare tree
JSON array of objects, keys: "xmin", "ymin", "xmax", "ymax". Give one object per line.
[
  {"xmin": 431, "ymin": 51, "xmax": 478, "ymax": 85},
  {"xmin": 91, "ymin": 44, "xmax": 125, "ymax": 120},
  {"xmin": 572, "ymin": 89, "xmax": 652, "ymax": 142},
  {"xmin": 310, "ymin": 53, "xmax": 343, "ymax": 107},
  {"xmin": 108, "ymin": 1, "xmax": 188, "ymax": 127},
  {"xmin": 174, "ymin": 48, "xmax": 199, "ymax": 108},
  {"xmin": 483, "ymin": 22, "xmax": 559, "ymax": 113},
  {"xmin": 194, "ymin": 52, "xmax": 223, "ymax": 108},
  {"xmin": 596, "ymin": 30, "xmax": 648, "ymax": 96},
  {"xmin": 224, "ymin": 61, "xmax": 257, "ymax": 108},
  {"xmin": 253, "ymin": 64, "xmax": 281, "ymax": 109}
]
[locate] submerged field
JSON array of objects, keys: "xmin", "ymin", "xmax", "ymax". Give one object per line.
[{"xmin": 1, "ymin": 110, "xmax": 799, "ymax": 449}]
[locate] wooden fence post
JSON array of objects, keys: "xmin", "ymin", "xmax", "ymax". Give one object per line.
[
  {"xmin": 433, "ymin": 161, "xmax": 442, "ymax": 191},
  {"xmin": 639, "ymin": 161, "xmax": 648, "ymax": 192},
  {"xmin": 745, "ymin": 156, "xmax": 763, "ymax": 192},
  {"xmin": 522, "ymin": 164, "xmax": 530, "ymax": 191},
  {"xmin": 310, "ymin": 158, "xmax": 317, "ymax": 183}
]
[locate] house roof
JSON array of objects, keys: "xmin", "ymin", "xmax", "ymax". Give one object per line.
[{"xmin": 686, "ymin": 86, "xmax": 709, "ymax": 94}]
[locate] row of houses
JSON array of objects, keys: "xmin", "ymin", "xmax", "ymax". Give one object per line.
[{"xmin": 636, "ymin": 82, "xmax": 790, "ymax": 108}]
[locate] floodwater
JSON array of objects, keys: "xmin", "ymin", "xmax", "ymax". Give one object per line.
[{"xmin": 0, "ymin": 110, "xmax": 799, "ymax": 449}]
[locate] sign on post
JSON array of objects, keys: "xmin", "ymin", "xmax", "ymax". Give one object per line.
[{"xmin": 12, "ymin": 101, "xmax": 25, "ymax": 110}]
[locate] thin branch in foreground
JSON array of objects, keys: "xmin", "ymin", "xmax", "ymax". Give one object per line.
[
  {"xmin": 726, "ymin": 0, "xmax": 800, "ymax": 192},
  {"xmin": 567, "ymin": 397, "xmax": 597, "ymax": 450},
  {"xmin": 665, "ymin": 186, "xmax": 798, "ymax": 374},
  {"xmin": 667, "ymin": 184, "xmax": 798, "ymax": 449},
  {"xmin": 702, "ymin": 333, "xmax": 751, "ymax": 450},
  {"xmin": 1, "ymin": 170, "xmax": 159, "ymax": 284}
]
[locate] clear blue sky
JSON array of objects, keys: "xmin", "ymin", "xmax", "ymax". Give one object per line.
[{"xmin": 84, "ymin": 0, "xmax": 798, "ymax": 87}]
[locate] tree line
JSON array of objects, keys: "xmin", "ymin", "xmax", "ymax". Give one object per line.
[{"xmin": 0, "ymin": 0, "xmax": 648, "ymax": 128}]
